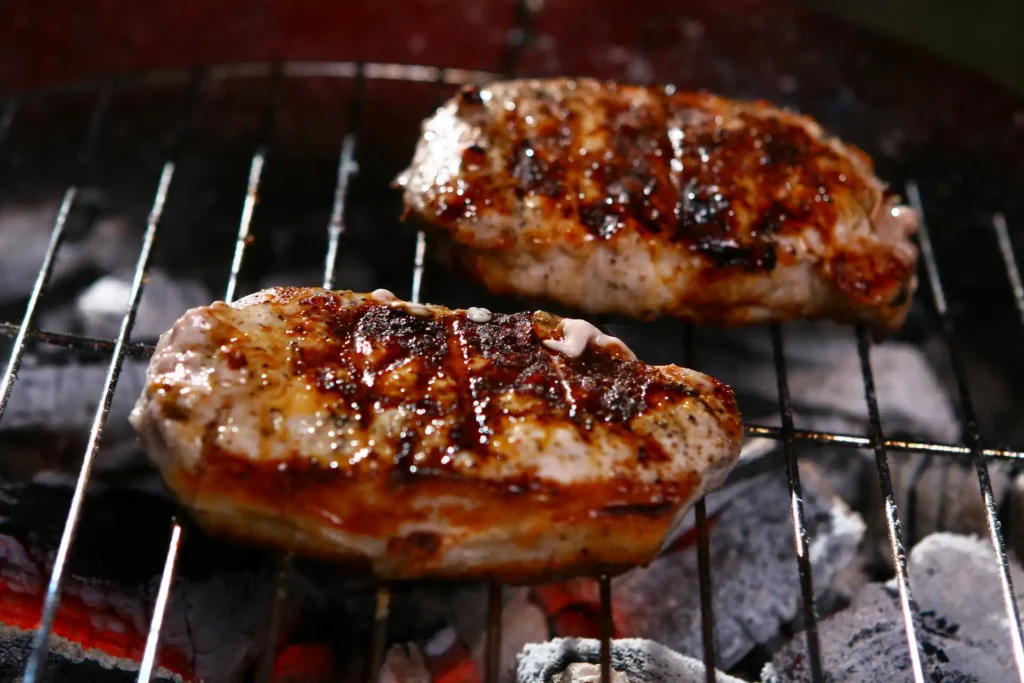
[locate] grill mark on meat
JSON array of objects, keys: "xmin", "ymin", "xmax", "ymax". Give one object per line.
[
  {"xmin": 439, "ymin": 83, "xmax": 867, "ymax": 274},
  {"xmin": 237, "ymin": 294, "xmax": 708, "ymax": 483},
  {"xmin": 399, "ymin": 79, "xmax": 920, "ymax": 335},
  {"xmin": 513, "ymin": 141, "xmax": 568, "ymax": 201},
  {"xmin": 231, "ymin": 292, "xmax": 720, "ymax": 475},
  {"xmin": 133, "ymin": 288, "xmax": 744, "ymax": 581}
]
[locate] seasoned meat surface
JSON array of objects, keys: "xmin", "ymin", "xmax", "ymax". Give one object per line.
[
  {"xmin": 396, "ymin": 78, "xmax": 920, "ymax": 335},
  {"xmin": 129, "ymin": 287, "xmax": 742, "ymax": 583}
]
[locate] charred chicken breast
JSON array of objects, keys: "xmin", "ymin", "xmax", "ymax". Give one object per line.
[
  {"xmin": 129, "ymin": 287, "xmax": 742, "ymax": 583},
  {"xmin": 396, "ymin": 78, "xmax": 920, "ymax": 335}
]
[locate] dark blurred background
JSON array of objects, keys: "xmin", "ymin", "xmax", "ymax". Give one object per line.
[
  {"xmin": 802, "ymin": 0, "xmax": 1024, "ymax": 92},
  {"xmin": 2, "ymin": 1, "xmax": 1023, "ymax": 95}
]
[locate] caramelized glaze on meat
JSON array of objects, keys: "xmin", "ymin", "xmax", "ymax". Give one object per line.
[
  {"xmin": 129, "ymin": 288, "xmax": 742, "ymax": 583},
  {"xmin": 396, "ymin": 78, "xmax": 920, "ymax": 335}
]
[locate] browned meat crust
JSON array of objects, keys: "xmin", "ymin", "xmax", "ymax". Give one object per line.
[
  {"xmin": 396, "ymin": 78, "xmax": 919, "ymax": 335},
  {"xmin": 130, "ymin": 288, "xmax": 743, "ymax": 583}
]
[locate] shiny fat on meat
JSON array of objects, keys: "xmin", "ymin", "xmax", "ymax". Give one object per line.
[
  {"xmin": 395, "ymin": 78, "xmax": 920, "ymax": 336},
  {"xmin": 129, "ymin": 287, "xmax": 743, "ymax": 584}
]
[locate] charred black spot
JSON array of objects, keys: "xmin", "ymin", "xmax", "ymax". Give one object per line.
[
  {"xmin": 405, "ymin": 531, "xmax": 441, "ymax": 554},
  {"xmin": 355, "ymin": 305, "xmax": 448, "ymax": 357},
  {"xmin": 163, "ymin": 402, "xmax": 191, "ymax": 421},
  {"xmin": 511, "ymin": 141, "xmax": 564, "ymax": 198},
  {"xmin": 637, "ymin": 441, "xmax": 670, "ymax": 463},
  {"xmin": 579, "ymin": 205, "xmax": 621, "ymax": 239},
  {"xmin": 890, "ymin": 280, "xmax": 910, "ymax": 307},
  {"xmin": 761, "ymin": 131, "xmax": 806, "ymax": 166},
  {"xmin": 513, "ymin": 141, "xmax": 542, "ymax": 193},
  {"xmin": 753, "ymin": 201, "xmax": 790, "ymax": 237},
  {"xmin": 223, "ymin": 347, "xmax": 247, "ymax": 370},
  {"xmin": 458, "ymin": 85, "xmax": 484, "ymax": 105},
  {"xmin": 268, "ymin": 292, "xmax": 713, "ymax": 483},
  {"xmin": 692, "ymin": 238, "xmax": 777, "ymax": 271},
  {"xmin": 599, "ymin": 502, "xmax": 674, "ymax": 517}
]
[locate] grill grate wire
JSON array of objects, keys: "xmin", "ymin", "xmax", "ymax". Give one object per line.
[
  {"xmin": 683, "ymin": 325, "xmax": 718, "ymax": 683},
  {"xmin": 0, "ymin": 85, "xmax": 111, "ymax": 423},
  {"xmin": 994, "ymin": 214, "xmax": 1024, "ymax": 327},
  {"xmin": 18, "ymin": 67, "xmax": 205, "ymax": 683},
  {"xmin": 599, "ymin": 575, "xmax": 613, "ymax": 683},
  {"xmin": 0, "ymin": 58, "xmax": 1022, "ymax": 683},
  {"xmin": 855, "ymin": 323, "xmax": 927, "ymax": 680},
  {"xmin": 908, "ymin": 181, "xmax": 1024, "ymax": 679},
  {"xmin": 770, "ymin": 325, "xmax": 825, "ymax": 681},
  {"xmin": 138, "ymin": 63, "xmax": 292, "ymax": 683},
  {"xmin": 486, "ymin": 582, "xmax": 506, "ymax": 683}
]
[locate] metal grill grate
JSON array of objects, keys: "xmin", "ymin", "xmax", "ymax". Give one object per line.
[{"xmin": 2, "ymin": 42, "xmax": 1024, "ymax": 683}]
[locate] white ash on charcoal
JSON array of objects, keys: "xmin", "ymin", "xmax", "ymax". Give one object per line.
[
  {"xmin": 761, "ymin": 532, "xmax": 1024, "ymax": 682},
  {"xmin": 611, "ymin": 464, "xmax": 865, "ymax": 670},
  {"xmin": 0, "ymin": 200, "xmax": 139, "ymax": 309},
  {"xmin": 66, "ymin": 268, "xmax": 213, "ymax": 342},
  {"xmin": 604, "ymin": 320, "xmax": 960, "ymax": 443},
  {"xmin": 0, "ymin": 480, "xmax": 311, "ymax": 683},
  {"xmin": 0, "ymin": 623, "xmax": 184, "ymax": 683},
  {"xmin": 861, "ymin": 453, "xmax": 1014, "ymax": 570},
  {"xmin": 517, "ymin": 638, "xmax": 746, "ymax": 683},
  {"xmin": 0, "ymin": 357, "xmax": 152, "ymax": 475},
  {"xmin": 605, "ymin": 319, "xmax": 1021, "ymax": 575},
  {"xmin": 0, "ymin": 259, "xmax": 216, "ymax": 478}
]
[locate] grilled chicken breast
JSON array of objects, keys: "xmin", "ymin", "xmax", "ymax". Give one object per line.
[
  {"xmin": 396, "ymin": 78, "xmax": 920, "ymax": 335},
  {"xmin": 129, "ymin": 287, "xmax": 742, "ymax": 583}
]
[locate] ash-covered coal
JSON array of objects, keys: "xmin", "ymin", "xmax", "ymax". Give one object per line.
[
  {"xmin": 66, "ymin": 268, "xmax": 213, "ymax": 342},
  {"xmin": 0, "ymin": 201, "xmax": 386, "ymax": 478},
  {"xmin": 0, "ymin": 263, "xmax": 216, "ymax": 478},
  {"xmin": 0, "ymin": 186, "xmax": 1006, "ymax": 683},
  {"xmin": 606, "ymin": 320, "xmax": 960, "ymax": 444},
  {"xmin": 0, "ymin": 200, "xmax": 140, "ymax": 310},
  {"xmin": 862, "ymin": 453, "xmax": 1014, "ymax": 567},
  {"xmin": 612, "ymin": 465, "xmax": 864, "ymax": 670},
  {"xmin": 607, "ymin": 317, "xmax": 1020, "ymax": 576},
  {"xmin": 0, "ymin": 624, "xmax": 185, "ymax": 683},
  {"xmin": 517, "ymin": 638, "xmax": 746, "ymax": 683},
  {"xmin": 0, "ymin": 357, "xmax": 151, "ymax": 476},
  {"xmin": 0, "ymin": 480, "xmax": 310, "ymax": 683},
  {"xmin": 762, "ymin": 532, "xmax": 1024, "ymax": 682}
]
